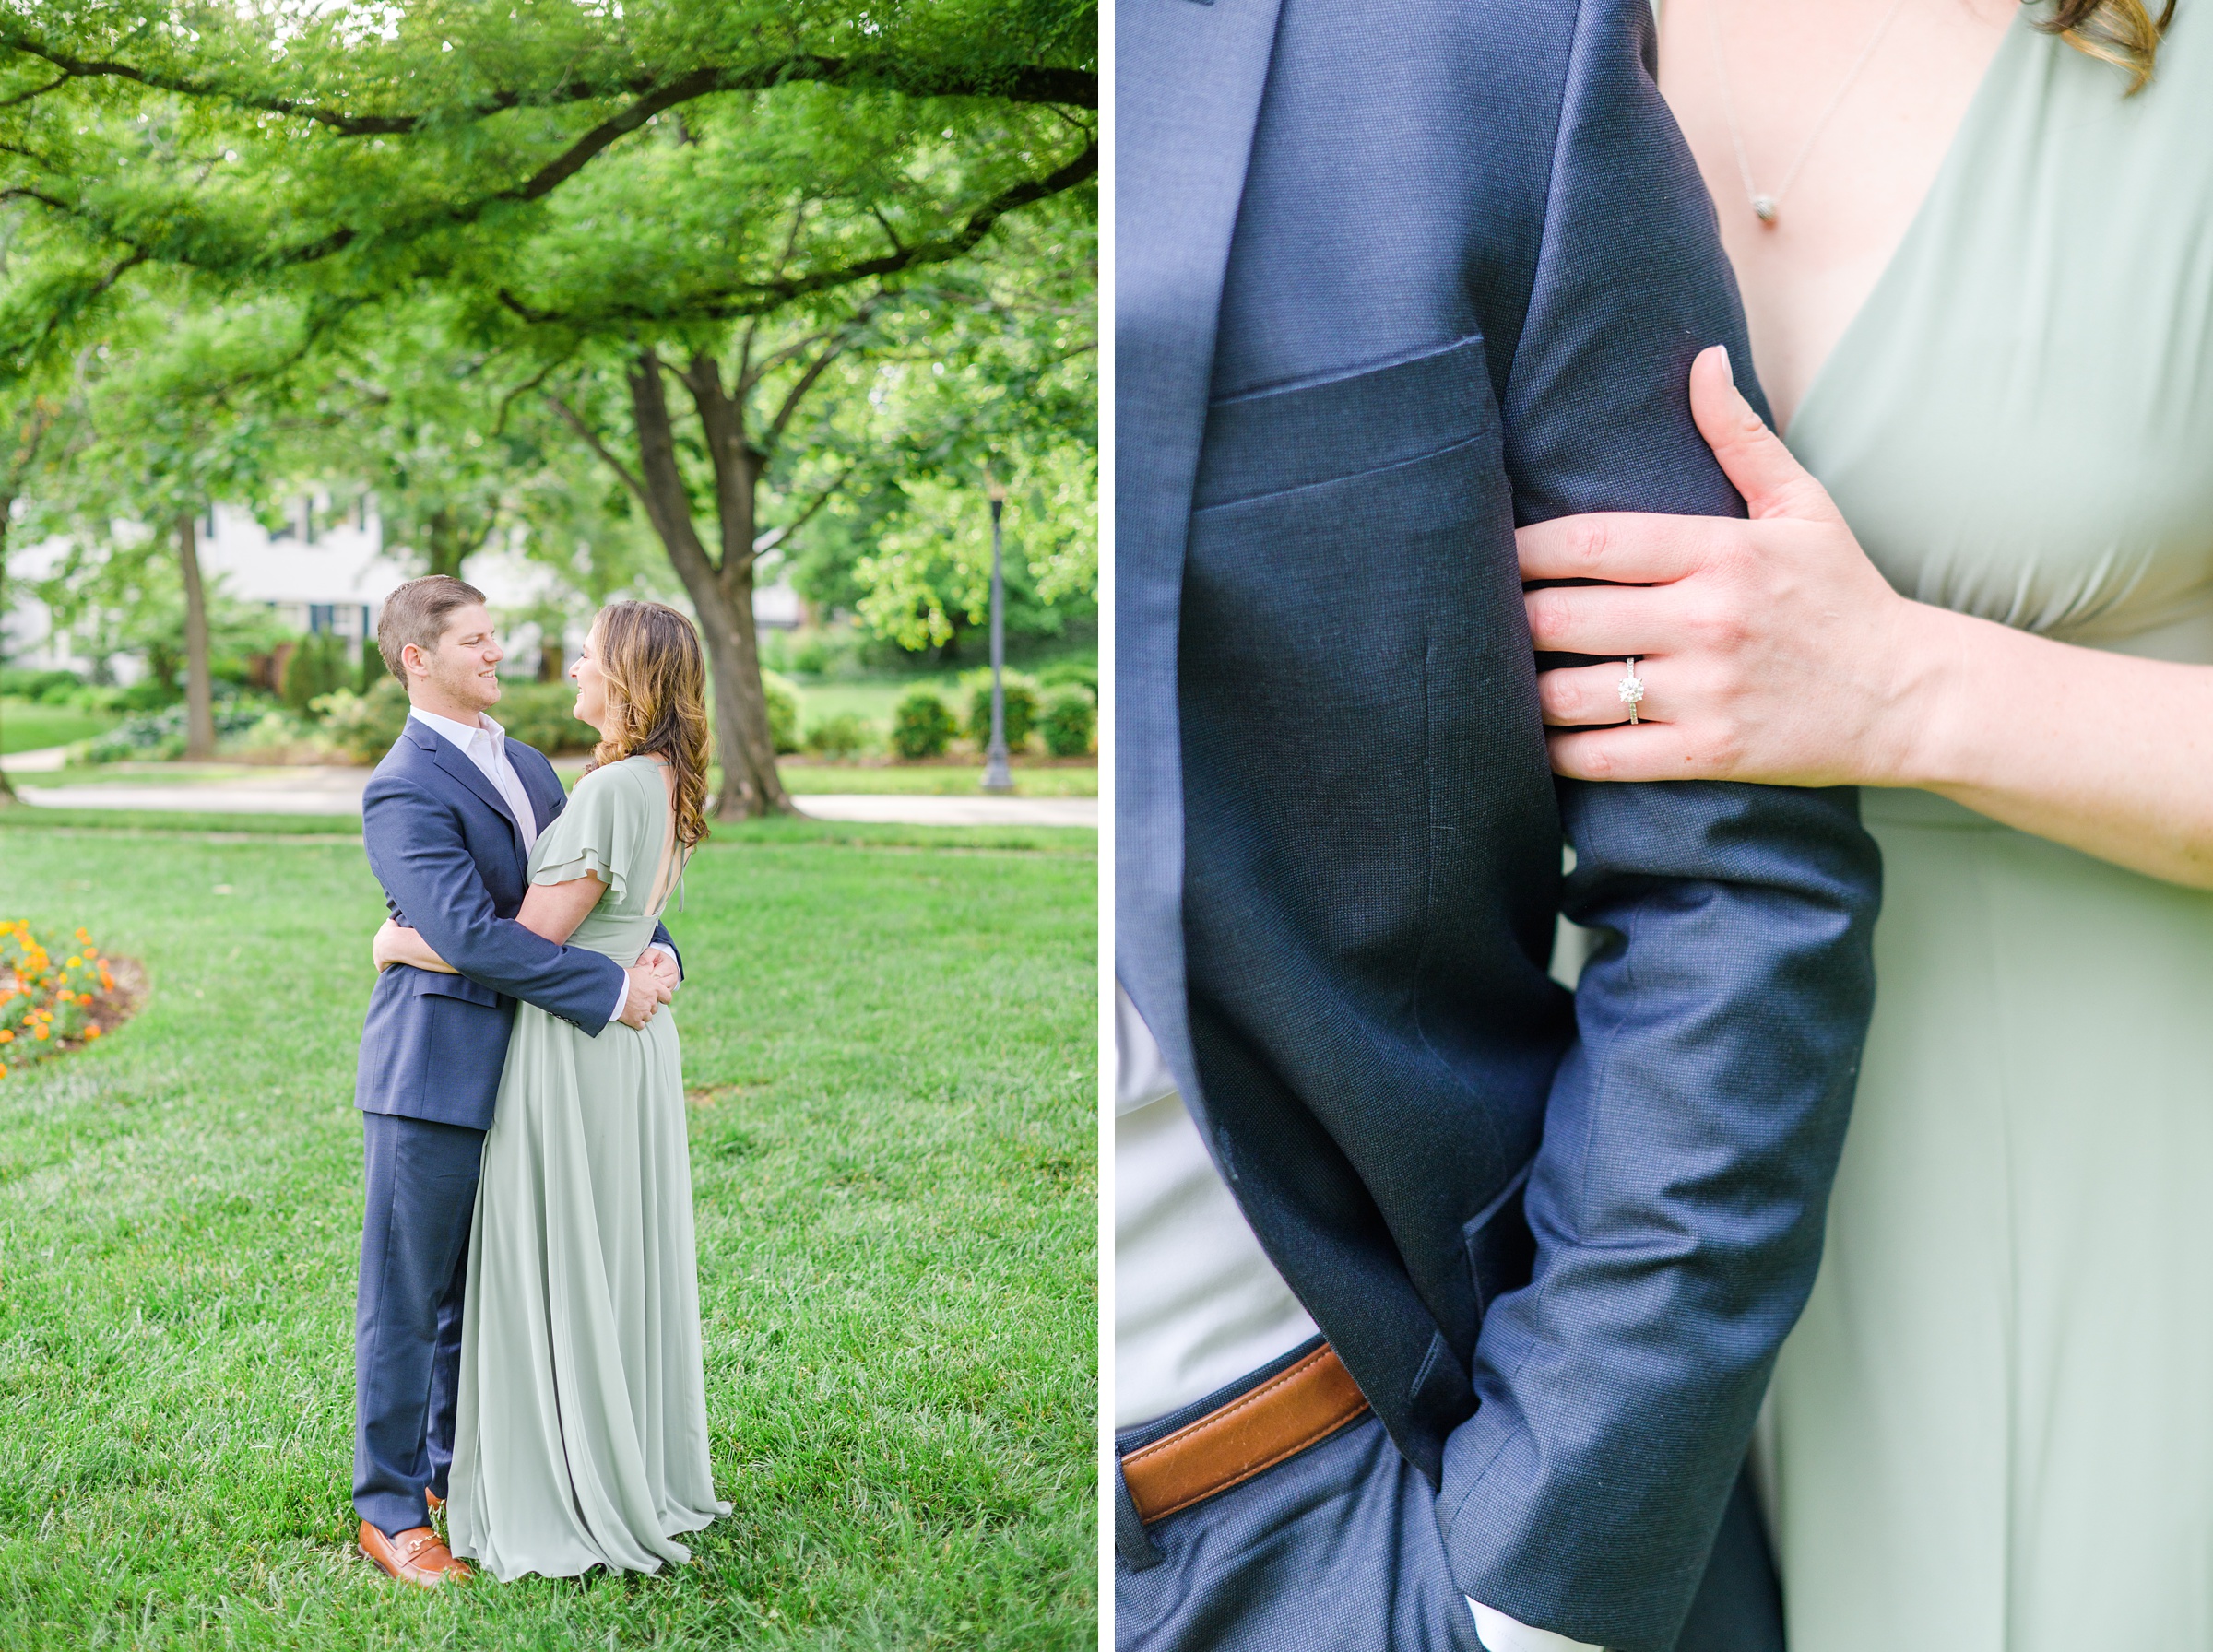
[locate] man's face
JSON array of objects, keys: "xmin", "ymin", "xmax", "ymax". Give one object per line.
[{"xmin": 406, "ymin": 603, "xmax": 504, "ymax": 715}]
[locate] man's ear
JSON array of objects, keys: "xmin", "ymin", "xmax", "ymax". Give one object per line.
[{"xmin": 399, "ymin": 642, "xmax": 426, "ymax": 679}]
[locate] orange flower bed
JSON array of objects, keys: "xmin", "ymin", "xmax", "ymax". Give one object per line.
[{"xmin": 0, "ymin": 923, "xmax": 141, "ymax": 1078}]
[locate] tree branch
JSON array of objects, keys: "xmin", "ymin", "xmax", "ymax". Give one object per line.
[
  {"xmin": 0, "ymin": 39, "xmax": 1097, "ymax": 133},
  {"xmin": 757, "ymin": 462, "xmax": 855, "ymax": 552},
  {"xmin": 736, "ymin": 327, "xmax": 836, "ymax": 399},
  {"xmin": 499, "ymin": 141, "xmax": 1096, "ymax": 327},
  {"xmin": 0, "ymin": 73, "xmax": 66, "ymax": 112},
  {"xmin": 492, "ymin": 356, "xmax": 566, "ymax": 435},
  {"xmin": 763, "ymin": 302, "xmax": 884, "ymax": 456},
  {"xmin": 546, "ymin": 391, "xmax": 649, "ymax": 510}
]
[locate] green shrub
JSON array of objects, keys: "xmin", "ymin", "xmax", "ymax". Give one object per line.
[
  {"xmin": 110, "ymin": 677, "xmax": 179, "ymax": 714},
  {"xmin": 81, "ymin": 700, "xmax": 269, "ymax": 763},
  {"xmin": 805, "ymin": 713, "xmax": 872, "ymax": 761},
  {"xmin": 313, "ymin": 678, "xmax": 410, "ymax": 763},
  {"xmin": 891, "ymin": 688, "xmax": 958, "ymax": 761},
  {"xmin": 763, "ymin": 671, "xmax": 802, "ymax": 754},
  {"xmin": 1036, "ymin": 658, "xmax": 1099, "ymax": 695},
  {"xmin": 964, "ymin": 670, "xmax": 1039, "ymax": 752},
  {"xmin": 1040, "ymin": 686, "xmax": 1096, "ymax": 758},
  {"xmin": 280, "ymin": 634, "xmax": 349, "ymax": 716},
  {"xmin": 492, "ymin": 680, "xmax": 600, "ymax": 756},
  {"xmin": 0, "ymin": 667, "xmax": 82, "ymax": 702}
]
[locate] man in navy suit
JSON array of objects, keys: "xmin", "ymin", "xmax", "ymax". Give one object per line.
[
  {"xmin": 1115, "ymin": 0, "xmax": 1881, "ymax": 1648},
  {"xmin": 349, "ymin": 576, "xmax": 679, "ymax": 1586}
]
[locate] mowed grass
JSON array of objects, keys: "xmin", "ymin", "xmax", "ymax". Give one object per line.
[
  {"xmin": 0, "ymin": 701, "xmax": 118, "ymax": 755},
  {"xmin": 0, "ymin": 819, "xmax": 1096, "ymax": 1648},
  {"xmin": 775, "ymin": 764, "xmax": 1096, "ymax": 798}
]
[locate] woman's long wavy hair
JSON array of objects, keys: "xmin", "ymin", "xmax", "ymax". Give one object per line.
[
  {"xmin": 583, "ymin": 600, "xmax": 712, "ymax": 851},
  {"xmin": 2045, "ymin": 0, "xmax": 2176, "ymax": 91}
]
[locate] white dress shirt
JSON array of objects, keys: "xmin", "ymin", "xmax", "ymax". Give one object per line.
[
  {"xmin": 408, "ymin": 706, "xmax": 673, "ymax": 1022},
  {"xmin": 1115, "ymin": 985, "xmax": 1318, "ymax": 1427},
  {"xmin": 1114, "ymin": 987, "xmax": 1596, "ymax": 1652}
]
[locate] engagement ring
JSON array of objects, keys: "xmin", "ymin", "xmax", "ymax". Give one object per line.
[{"xmin": 1618, "ymin": 659, "xmax": 1645, "ymax": 726}]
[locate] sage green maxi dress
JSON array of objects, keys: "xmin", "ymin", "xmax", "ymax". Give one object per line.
[
  {"xmin": 446, "ymin": 757, "xmax": 727, "ymax": 1581},
  {"xmin": 1751, "ymin": 9, "xmax": 2213, "ymax": 1647}
]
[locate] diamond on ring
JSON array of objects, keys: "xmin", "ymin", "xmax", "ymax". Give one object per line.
[{"xmin": 1617, "ymin": 659, "xmax": 1645, "ymax": 726}]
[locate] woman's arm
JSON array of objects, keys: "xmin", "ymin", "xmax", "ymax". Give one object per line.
[
  {"xmin": 373, "ymin": 919, "xmax": 458, "ymax": 974},
  {"xmin": 1518, "ymin": 346, "xmax": 2213, "ymax": 890},
  {"xmin": 515, "ymin": 872, "xmax": 607, "ymax": 947}
]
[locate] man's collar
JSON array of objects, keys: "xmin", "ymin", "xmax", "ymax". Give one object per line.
[{"xmin": 407, "ymin": 704, "xmax": 507, "ymax": 749}]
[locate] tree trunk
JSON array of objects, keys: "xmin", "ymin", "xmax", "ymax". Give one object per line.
[
  {"xmin": 425, "ymin": 509, "xmax": 467, "ymax": 579},
  {"xmin": 625, "ymin": 355, "xmax": 790, "ymax": 820},
  {"xmin": 178, "ymin": 514, "xmax": 216, "ymax": 761}
]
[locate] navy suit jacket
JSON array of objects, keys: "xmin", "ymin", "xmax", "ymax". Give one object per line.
[
  {"xmin": 1118, "ymin": 1, "xmax": 1882, "ymax": 1647},
  {"xmin": 355, "ymin": 718, "xmax": 678, "ymax": 1132}
]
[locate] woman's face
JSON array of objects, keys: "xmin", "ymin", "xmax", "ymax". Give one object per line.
[{"xmin": 570, "ymin": 619, "xmax": 610, "ymax": 734}]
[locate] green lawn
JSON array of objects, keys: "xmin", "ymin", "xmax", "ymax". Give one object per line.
[
  {"xmin": 12, "ymin": 764, "xmax": 268, "ymax": 787},
  {"xmin": 775, "ymin": 763, "xmax": 1096, "ymax": 798},
  {"xmin": 0, "ymin": 700, "xmax": 117, "ymax": 755},
  {"xmin": 0, "ymin": 816, "xmax": 1096, "ymax": 1648},
  {"xmin": 785, "ymin": 678, "xmax": 965, "ymax": 729}
]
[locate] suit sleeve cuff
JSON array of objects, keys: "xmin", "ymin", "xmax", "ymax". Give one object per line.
[{"xmin": 1468, "ymin": 1599, "xmax": 1603, "ymax": 1652}]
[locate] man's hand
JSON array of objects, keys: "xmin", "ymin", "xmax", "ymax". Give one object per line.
[
  {"xmin": 644, "ymin": 949, "xmax": 681, "ymax": 995},
  {"xmin": 619, "ymin": 962, "xmax": 674, "ymax": 1029}
]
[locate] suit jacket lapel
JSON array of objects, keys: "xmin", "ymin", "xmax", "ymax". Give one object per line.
[
  {"xmin": 428, "ymin": 735, "xmax": 526, "ymax": 858},
  {"xmin": 512, "ymin": 744, "xmax": 568, "ymax": 838},
  {"xmin": 1115, "ymin": 0, "xmax": 1284, "ymax": 1103}
]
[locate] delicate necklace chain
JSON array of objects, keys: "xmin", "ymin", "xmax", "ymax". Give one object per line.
[{"xmin": 1707, "ymin": 0, "xmax": 1915, "ymax": 227}]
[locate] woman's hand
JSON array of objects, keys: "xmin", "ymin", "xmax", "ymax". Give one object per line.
[
  {"xmin": 1519, "ymin": 345, "xmax": 1941, "ymax": 788},
  {"xmin": 372, "ymin": 919, "xmax": 458, "ymax": 975}
]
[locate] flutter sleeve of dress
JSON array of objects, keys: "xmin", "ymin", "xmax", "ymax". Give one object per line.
[{"xmin": 527, "ymin": 764, "xmax": 640, "ymax": 904}]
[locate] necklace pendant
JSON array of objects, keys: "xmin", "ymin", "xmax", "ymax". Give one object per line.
[{"xmin": 1751, "ymin": 195, "xmax": 1779, "ymax": 225}]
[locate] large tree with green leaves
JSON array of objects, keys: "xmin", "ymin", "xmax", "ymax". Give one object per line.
[
  {"xmin": 0, "ymin": 0, "xmax": 1095, "ymax": 816},
  {"xmin": 6, "ymin": 296, "xmax": 320, "ymax": 760}
]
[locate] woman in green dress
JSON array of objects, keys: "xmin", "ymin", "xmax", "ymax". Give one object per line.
[
  {"xmin": 374, "ymin": 600, "xmax": 727, "ymax": 1581},
  {"xmin": 1518, "ymin": 2, "xmax": 2213, "ymax": 1646}
]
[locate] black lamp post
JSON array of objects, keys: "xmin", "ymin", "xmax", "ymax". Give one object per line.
[{"xmin": 981, "ymin": 472, "xmax": 1013, "ymax": 795}]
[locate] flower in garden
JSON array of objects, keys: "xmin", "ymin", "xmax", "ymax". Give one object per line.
[
  {"xmin": 0, "ymin": 1031, "xmax": 11, "ymax": 1044},
  {"xmin": 33, "ymin": 1026, "xmax": 48, "ymax": 1041},
  {"xmin": 84, "ymin": 1027, "xmax": 101, "ymax": 1040}
]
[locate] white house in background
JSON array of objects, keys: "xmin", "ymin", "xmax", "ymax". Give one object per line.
[{"xmin": 2, "ymin": 490, "xmax": 801, "ymax": 679}]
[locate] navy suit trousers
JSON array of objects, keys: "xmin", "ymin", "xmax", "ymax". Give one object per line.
[
  {"xmin": 352, "ymin": 1113, "xmax": 482, "ymax": 1537},
  {"xmin": 1115, "ymin": 1353, "xmax": 1783, "ymax": 1652}
]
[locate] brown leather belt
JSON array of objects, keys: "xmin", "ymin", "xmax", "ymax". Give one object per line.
[{"xmin": 1120, "ymin": 1343, "xmax": 1372, "ymax": 1524}]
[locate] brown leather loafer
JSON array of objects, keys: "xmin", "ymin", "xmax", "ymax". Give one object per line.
[
  {"xmin": 359, "ymin": 1521, "xmax": 471, "ymax": 1587},
  {"xmin": 425, "ymin": 1490, "xmax": 444, "ymax": 1515}
]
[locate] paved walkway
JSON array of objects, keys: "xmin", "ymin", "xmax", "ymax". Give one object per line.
[{"xmin": 3, "ymin": 750, "xmax": 1096, "ymax": 828}]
